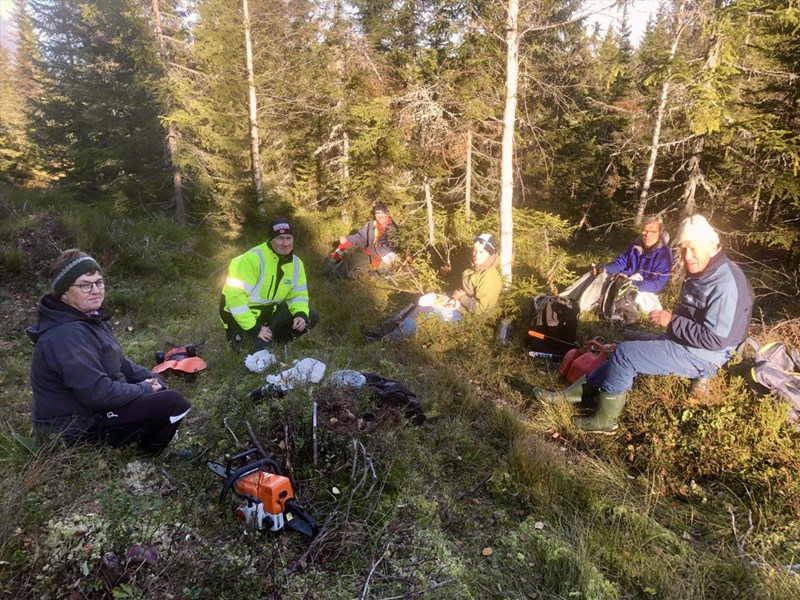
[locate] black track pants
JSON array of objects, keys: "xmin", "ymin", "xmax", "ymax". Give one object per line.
[{"xmin": 84, "ymin": 390, "xmax": 191, "ymax": 453}]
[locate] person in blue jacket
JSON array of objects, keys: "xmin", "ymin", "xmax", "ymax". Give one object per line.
[
  {"xmin": 27, "ymin": 249, "xmax": 191, "ymax": 451},
  {"xmin": 538, "ymin": 215, "xmax": 754, "ymax": 434},
  {"xmin": 561, "ymin": 215, "xmax": 674, "ymax": 314}
]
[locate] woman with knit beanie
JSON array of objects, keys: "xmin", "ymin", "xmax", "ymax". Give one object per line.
[{"xmin": 26, "ymin": 249, "xmax": 191, "ymax": 451}]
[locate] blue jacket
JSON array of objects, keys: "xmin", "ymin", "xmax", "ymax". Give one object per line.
[
  {"xmin": 605, "ymin": 233, "xmax": 673, "ymax": 293},
  {"xmin": 667, "ymin": 250, "xmax": 754, "ymax": 367},
  {"xmin": 26, "ymin": 295, "xmax": 157, "ymax": 440}
]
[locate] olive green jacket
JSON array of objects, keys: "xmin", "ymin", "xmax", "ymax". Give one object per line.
[{"xmin": 459, "ymin": 254, "xmax": 503, "ymax": 316}]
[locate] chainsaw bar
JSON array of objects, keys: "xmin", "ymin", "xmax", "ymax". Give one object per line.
[
  {"xmin": 206, "ymin": 460, "xmax": 230, "ymax": 479},
  {"xmin": 284, "ymin": 499, "xmax": 318, "ymax": 538}
]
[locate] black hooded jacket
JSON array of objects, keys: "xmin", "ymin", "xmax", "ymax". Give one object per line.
[{"xmin": 26, "ymin": 295, "xmax": 155, "ymax": 439}]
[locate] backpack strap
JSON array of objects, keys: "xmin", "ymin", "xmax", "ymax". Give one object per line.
[{"xmin": 746, "ymin": 337, "xmax": 761, "ymax": 354}]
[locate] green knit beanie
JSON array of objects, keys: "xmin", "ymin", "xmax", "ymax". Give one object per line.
[{"xmin": 51, "ymin": 255, "xmax": 103, "ymax": 297}]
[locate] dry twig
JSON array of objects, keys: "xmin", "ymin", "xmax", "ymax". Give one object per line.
[{"xmin": 728, "ymin": 507, "xmax": 755, "ymax": 579}]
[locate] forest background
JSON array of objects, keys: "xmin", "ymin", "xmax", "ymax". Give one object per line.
[{"xmin": 1, "ymin": 0, "xmax": 800, "ymax": 598}]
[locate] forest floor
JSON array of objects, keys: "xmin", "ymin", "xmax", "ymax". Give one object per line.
[{"xmin": 1, "ymin": 191, "xmax": 800, "ymax": 599}]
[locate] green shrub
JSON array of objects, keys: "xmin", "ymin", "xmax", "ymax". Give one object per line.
[{"xmin": 628, "ymin": 376, "xmax": 800, "ymax": 515}]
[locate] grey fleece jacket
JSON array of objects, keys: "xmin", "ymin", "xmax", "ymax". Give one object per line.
[{"xmin": 26, "ymin": 295, "xmax": 156, "ymax": 439}]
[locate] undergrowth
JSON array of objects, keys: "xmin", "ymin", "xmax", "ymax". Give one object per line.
[{"xmin": 1, "ymin": 189, "xmax": 799, "ymax": 598}]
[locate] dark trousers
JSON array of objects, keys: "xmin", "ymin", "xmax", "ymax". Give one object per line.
[
  {"xmin": 84, "ymin": 390, "xmax": 191, "ymax": 453},
  {"xmin": 219, "ymin": 297, "xmax": 320, "ymax": 349}
]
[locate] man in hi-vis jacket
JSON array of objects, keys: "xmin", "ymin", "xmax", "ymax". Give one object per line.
[{"xmin": 220, "ymin": 218, "xmax": 319, "ymax": 349}]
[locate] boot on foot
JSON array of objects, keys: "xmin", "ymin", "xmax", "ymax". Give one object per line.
[
  {"xmin": 534, "ymin": 376, "xmax": 592, "ymax": 405},
  {"xmin": 572, "ymin": 391, "xmax": 627, "ymax": 434}
]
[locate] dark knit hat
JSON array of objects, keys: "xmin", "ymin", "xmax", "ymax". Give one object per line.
[
  {"xmin": 51, "ymin": 254, "xmax": 103, "ymax": 297},
  {"xmin": 268, "ymin": 218, "xmax": 293, "ymax": 241},
  {"xmin": 474, "ymin": 233, "xmax": 497, "ymax": 255},
  {"xmin": 372, "ymin": 203, "xmax": 390, "ymax": 216}
]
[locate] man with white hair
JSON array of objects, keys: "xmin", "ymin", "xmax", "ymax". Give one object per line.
[{"xmin": 537, "ymin": 214, "xmax": 754, "ymax": 434}]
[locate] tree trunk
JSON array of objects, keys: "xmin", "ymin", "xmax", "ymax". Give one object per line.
[
  {"xmin": 634, "ymin": 1, "xmax": 687, "ymax": 226},
  {"xmin": 465, "ymin": 128, "xmax": 472, "ymax": 221},
  {"xmin": 751, "ymin": 178, "xmax": 761, "ymax": 224},
  {"xmin": 342, "ymin": 130, "xmax": 349, "ymax": 181},
  {"xmin": 424, "ymin": 176, "xmax": 435, "ymax": 246},
  {"xmin": 499, "ymin": 0, "xmax": 519, "ymax": 285},
  {"xmin": 151, "ymin": 0, "xmax": 185, "ymax": 225},
  {"xmin": 681, "ymin": 135, "xmax": 705, "ymax": 216},
  {"xmin": 242, "ymin": 0, "xmax": 264, "ymax": 204},
  {"xmin": 681, "ymin": 28, "xmax": 724, "ymax": 218}
]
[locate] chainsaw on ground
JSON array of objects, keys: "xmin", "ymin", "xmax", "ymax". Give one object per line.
[{"xmin": 207, "ymin": 448, "xmax": 318, "ymax": 538}]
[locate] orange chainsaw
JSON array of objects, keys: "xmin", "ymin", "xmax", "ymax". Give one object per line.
[{"xmin": 207, "ymin": 448, "xmax": 318, "ymax": 538}]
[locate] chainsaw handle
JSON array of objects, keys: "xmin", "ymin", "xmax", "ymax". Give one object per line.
[
  {"xmin": 284, "ymin": 498, "xmax": 318, "ymax": 538},
  {"xmin": 220, "ymin": 458, "xmax": 283, "ymax": 503}
]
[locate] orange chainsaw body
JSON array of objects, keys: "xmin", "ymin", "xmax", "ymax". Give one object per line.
[{"xmin": 234, "ymin": 470, "xmax": 294, "ymax": 515}]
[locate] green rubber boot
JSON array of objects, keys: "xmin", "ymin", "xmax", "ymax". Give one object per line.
[
  {"xmin": 572, "ymin": 391, "xmax": 627, "ymax": 434},
  {"xmin": 534, "ymin": 376, "xmax": 588, "ymax": 405}
]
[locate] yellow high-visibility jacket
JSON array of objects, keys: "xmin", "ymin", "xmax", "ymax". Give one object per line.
[{"xmin": 221, "ymin": 243, "xmax": 310, "ymax": 332}]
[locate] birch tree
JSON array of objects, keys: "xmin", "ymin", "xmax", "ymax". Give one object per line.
[
  {"xmin": 242, "ymin": 0, "xmax": 264, "ymax": 204},
  {"xmin": 499, "ymin": 0, "xmax": 519, "ymax": 284},
  {"xmin": 634, "ymin": 0, "xmax": 689, "ymax": 225}
]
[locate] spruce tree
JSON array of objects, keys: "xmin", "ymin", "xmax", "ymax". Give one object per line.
[{"xmin": 28, "ymin": 0, "xmax": 168, "ymax": 200}]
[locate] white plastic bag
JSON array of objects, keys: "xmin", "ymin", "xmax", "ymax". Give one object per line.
[
  {"xmin": 417, "ymin": 292, "xmax": 447, "ymax": 307},
  {"xmin": 244, "ymin": 350, "xmax": 277, "ymax": 373},
  {"xmin": 265, "ymin": 358, "xmax": 327, "ymax": 390},
  {"xmin": 327, "ymin": 369, "xmax": 367, "ymax": 390}
]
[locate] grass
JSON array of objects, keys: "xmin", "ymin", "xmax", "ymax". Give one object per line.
[{"xmin": 1, "ymin": 188, "xmax": 800, "ymax": 598}]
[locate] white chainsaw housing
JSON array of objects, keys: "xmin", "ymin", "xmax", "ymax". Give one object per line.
[{"xmin": 236, "ymin": 501, "xmax": 286, "ymax": 532}]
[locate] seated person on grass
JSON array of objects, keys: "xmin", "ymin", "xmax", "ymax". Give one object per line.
[
  {"xmin": 362, "ymin": 234, "xmax": 503, "ymax": 342},
  {"xmin": 325, "ymin": 203, "xmax": 400, "ymax": 277},
  {"xmin": 535, "ymin": 215, "xmax": 754, "ymax": 434},
  {"xmin": 27, "ymin": 249, "xmax": 191, "ymax": 452},
  {"xmin": 560, "ymin": 214, "xmax": 673, "ymax": 315},
  {"xmin": 220, "ymin": 218, "xmax": 320, "ymax": 351}
]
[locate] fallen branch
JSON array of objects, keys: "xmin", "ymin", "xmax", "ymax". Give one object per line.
[
  {"xmin": 358, "ymin": 540, "xmax": 391, "ymax": 600},
  {"xmin": 728, "ymin": 507, "xmax": 754, "ymax": 579},
  {"xmin": 377, "ymin": 578, "xmax": 455, "ymax": 599},
  {"xmin": 282, "ymin": 504, "xmax": 340, "ymax": 576},
  {"xmin": 456, "ymin": 472, "xmax": 494, "ymax": 501},
  {"xmin": 245, "ymin": 421, "xmax": 268, "ymax": 460}
]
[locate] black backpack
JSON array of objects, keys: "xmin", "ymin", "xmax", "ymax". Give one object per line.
[
  {"xmin": 524, "ymin": 295, "xmax": 579, "ymax": 355},
  {"xmin": 598, "ymin": 277, "xmax": 639, "ymax": 325},
  {"xmin": 361, "ymin": 373, "xmax": 426, "ymax": 426}
]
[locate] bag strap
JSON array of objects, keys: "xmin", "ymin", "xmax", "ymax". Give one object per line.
[{"xmin": 746, "ymin": 337, "xmax": 761, "ymax": 355}]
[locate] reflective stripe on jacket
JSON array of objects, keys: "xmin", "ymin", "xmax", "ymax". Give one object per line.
[{"xmin": 221, "ymin": 243, "xmax": 310, "ymax": 331}]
